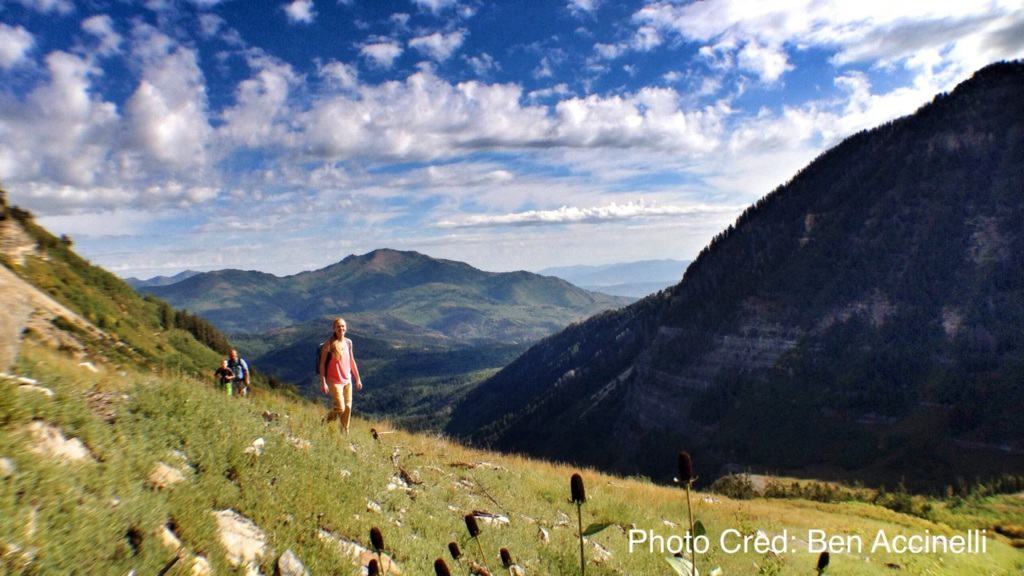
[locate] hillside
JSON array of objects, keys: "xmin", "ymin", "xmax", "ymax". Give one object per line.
[
  {"xmin": 447, "ymin": 62, "xmax": 1024, "ymax": 489},
  {"xmin": 3, "ymin": 342, "xmax": 1023, "ymax": 574},
  {"xmin": 0, "ymin": 192, "xmax": 232, "ymax": 379},
  {"xmin": 141, "ymin": 249, "xmax": 628, "ymax": 429}
]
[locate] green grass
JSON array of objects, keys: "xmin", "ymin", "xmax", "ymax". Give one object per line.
[{"xmin": 2, "ymin": 344, "xmax": 1022, "ymax": 575}]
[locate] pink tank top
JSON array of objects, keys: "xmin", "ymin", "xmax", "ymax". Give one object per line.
[{"xmin": 327, "ymin": 339, "xmax": 354, "ymax": 384}]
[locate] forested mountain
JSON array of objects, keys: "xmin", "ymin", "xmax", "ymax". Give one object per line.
[
  {"xmin": 144, "ymin": 248, "xmax": 628, "ymax": 340},
  {"xmin": 447, "ymin": 62, "xmax": 1024, "ymax": 489}
]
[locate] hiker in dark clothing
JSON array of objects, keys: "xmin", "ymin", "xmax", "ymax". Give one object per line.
[{"xmin": 214, "ymin": 359, "xmax": 235, "ymax": 396}]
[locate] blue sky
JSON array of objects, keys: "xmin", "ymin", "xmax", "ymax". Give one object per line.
[{"xmin": 1, "ymin": 0, "xmax": 1021, "ymax": 278}]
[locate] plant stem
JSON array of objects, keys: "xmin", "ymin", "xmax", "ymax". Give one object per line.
[
  {"xmin": 474, "ymin": 536, "xmax": 488, "ymax": 572},
  {"xmin": 685, "ymin": 483, "xmax": 696, "ymax": 576},
  {"xmin": 577, "ymin": 502, "xmax": 585, "ymax": 576}
]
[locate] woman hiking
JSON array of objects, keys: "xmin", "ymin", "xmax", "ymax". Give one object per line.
[{"xmin": 319, "ymin": 317, "xmax": 362, "ymax": 435}]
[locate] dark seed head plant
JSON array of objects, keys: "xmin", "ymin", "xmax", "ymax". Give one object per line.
[
  {"xmin": 434, "ymin": 558, "xmax": 452, "ymax": 576},
  {"xmin": 448, "ymin": 541, "xmax": 462, "ymax": 560},
  {"xmin": 464, "ymin": 513, "xmax": 489, "ymax": 572},
  {"xmin": 500, "ymin": 547, "xmax": 512, "ymax": 568},
  {"xmin": 817, "ymin": 551, "xmax": 830, "ymax": 574},
  {"xmin": 571, "ymin": 472, "xmax": 586, "ymax": 504},
  {"xmin": 367, "ymin": 558, "xmax": 380, "ymax": 576},
  {"xmin": 370, "ymin": 526, "xmax": 385, "ymax": 552},
  {"xmin": 571, "ymin": 472, "xmax": 587, "ymax": 576},
  {"xmin": 675, "ymin": 451, "xmax": 697, "ymax": 576}
]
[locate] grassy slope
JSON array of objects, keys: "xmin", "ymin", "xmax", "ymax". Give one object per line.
[
  {"xmin": 3, "ymin": 207, "xmax": 223, "ymax": 377},
  {"xmin": 1, "ymin": 344, "xmax": 1021, "ymax": 575}
]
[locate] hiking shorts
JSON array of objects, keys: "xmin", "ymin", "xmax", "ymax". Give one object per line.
[{"xmin": 329, "ymin": 381, "xmax": 352, "ymax": 413}]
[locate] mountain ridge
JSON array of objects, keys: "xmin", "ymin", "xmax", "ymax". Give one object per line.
[{"xmin": 446, "ymin": 61, "xmax": 1024, "ymax": 488}]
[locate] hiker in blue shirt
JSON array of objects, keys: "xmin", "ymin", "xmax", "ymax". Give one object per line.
[{"xmin": 228, "ymin": 349, "xmax": 250, "ymax": 397}]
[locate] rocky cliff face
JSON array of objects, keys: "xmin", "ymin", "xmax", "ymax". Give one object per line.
[{"xmin": 447, "ymin": 62, "xmax": 1024, "ymax": 486}]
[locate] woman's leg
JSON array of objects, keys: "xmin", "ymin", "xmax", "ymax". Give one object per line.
[{"xmin": 340, "ymin": 382, "xmax": 353, "ymax": 434}]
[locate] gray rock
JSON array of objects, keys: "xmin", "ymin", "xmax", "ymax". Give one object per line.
[{"xmin": 276, "ymin": 549, "xmax": 310, "ymax": 576}]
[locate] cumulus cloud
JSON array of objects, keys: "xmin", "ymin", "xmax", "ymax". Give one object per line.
[
  {"xmin": 218, "ymin": 53, "xmax": 298, "ymax": 148},
  {"xmin": 0, "ymin": 52, "xmax": 118, "ymax": 189},
  {"xmin": 81, "ymin": 15, "xmax": 122, "ymax": 57},
  {"xmin": 288, "ymin": 69, "xmax": 724, "ymax": 162},
  {"xmin": 436, "ymin": 200, "xmax": 729, "ymax": 228},
  {"xmin": 0, "ymin": 24, "xmax": 34, "ymax": 69},
  {"xmin": 283, "ymin": 0, "xmax": 316, "ymax": 24},
  {"xmin": 126, "ymin": 25, "xmax": 211, "ymax": 170},
  {"xmin": 318, "ymin": 59, "xmax": 358, "ymax": 89},
  {"xmin": 464, "ymin": 52, "xmax": 497, "ymax": 76},
  {"xmin": 360, "ymin": 39, "xmax": 403, "ymax": 68},
  {"xmin": 409, "ymin": 30, "xmax": 466, "ymax": 61},
  {"xmin": 568, "ymin": 0, "xmax": 599, "ymax": 16},
  {"xmin": 736, "ymin": 40, "xmax": 791, "ymax": 83},
  {"xmin": 633, "ymin": 0, "xmax": 1024, "ymax": 85},
  {"xmin": 12, "ymin": 0, "xmax": 73, "ymax": 15},
  {"xmin": 411, "ymin": 0, "xmax": 459, "ymax": 14}
]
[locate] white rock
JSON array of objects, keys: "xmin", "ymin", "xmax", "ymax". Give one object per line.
[
  {"xmin": 212, "ymin": 509, "xmax": 268, "ymax": 567},
  {"xmin": 287, "ymin": 436, "xmax": 311, "ymax": 450},
  {"xmin": 474, "ymin": 512, "xmax": 510, "ymax": 527},
  {"xmin": 277, "ymin": 549, "xmax": 310, "ymax": 576},
  {"xmin": 318, "ymin": 530, "xmax": 402, "ymax": 574},
  {"xmin": 26, "ymin": 421, "xmax": 93, "ymax": 463},
  {"xmin": 190, "ymin": 555, "xmax": 211, "ymax": 576},
  {"xmin": 366, "ymin": 499, "xmax": 382, "ymax": 514},
  {"xmin": 538, "ymin": 527, "xmax": 550, "ymax": 544},
  {"xmin": 339, "ymin": 469, "xmax": 352, "ymax": 478},
  {"xmin": 244, "ymin": 438, "xmax": 265, "ymax": 456},
  {"xmin": 17, "ymin": 384, "xmax": 54, "ymax": 397},
  {"xmin": 386, "ymin": 475, "xmax": 410, "ymax": 492},
  {"xmin": 78, "ymin": 362, "xmax": 99, "ymax": 373},
  {"xmin": 591, "ymin": 541, "xmax": 612, "ymax": 563},
  {"xmin": 0, "ymin": 457, "xmax": 15, "ymax": 478},
  {"xmin": 15, "ymin": 376, "xmax": 37, "ymax": 385},
  {"xmin": 148, "ymin": 462, "xmax": 186, "ymax": 490},
  {"xmin": 554, "ymin": 511, "xmax": 571, "ymax": 527}
]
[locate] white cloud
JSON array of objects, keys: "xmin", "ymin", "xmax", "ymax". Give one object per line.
[
  {"xmin": 568, "ymin": 0, "xmax": 599, "ymax": 15},
  {"xmin": 0, "ymin": 24, "xmax": 34, "ymax": 69},
  {"xmin": 436, "ymin": 200, "xmax": 730, "ymax": 228},
  {"xmin": 528, "ymin": 83, "xmax": 571, "ymax": 101},
  {"xmin": 634, "ymin": 0, "xmax": 1024, "ymax": 88},
  {"xmin": 289, "ymin": 69, "xmax": 724, "ymax": 163},
  {"xmin": 360, "ymin": 40, "xmax": 403, "ymax": 68},
  {"xmin": 318, "ymin": 60, "xmax": 358, "ymax": 89},
  {"xmin": 409, "ymin": 30, "xmax": 466, "ymax": 62},
  {"xmin": 12, "ymin": 0, "xmax": 73, "ymax": 15},
  {"xmin": 0, "ymin": 51, "xmax": 118, "ymax": 190},
  {"xmin": 219, "ymin": 53, "xmax": 298, "ymax": 148},
  {"xmin": 464, "ymin": 52, "xmax": 497, "ymax": 76},
  {"xmin": 631, "ymin": 25, "xmax": 662, "ymax": 51},
  {"xmin": 594, "ymin": 42, "xmax": 625, "ymax": 60},
  {"xmin": 411, "ymin": 0, "xmax": 459, "ymax": 13},
  {"xmin": 81, "ymin": 15, "xmax": 122, "ymax": 57},
  {"xmin": 125, "ymin": 25, "xmax": 211, "ymax": 170},
  {"xmin": 283, "ymin": 0, "xmax": 316, "ymax": 24},
  {"xmin": 736, "ymin": 40, "xmax": 791, "ymax": 83}
]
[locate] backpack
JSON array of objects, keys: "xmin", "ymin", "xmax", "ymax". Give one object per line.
[
  {"xmin": 229, "ymin": 358, "xmax": 247, "ymax": 381},
  {"xmin": 317, "ymin": 341, "xmax": 333, "ymax": 375}
]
